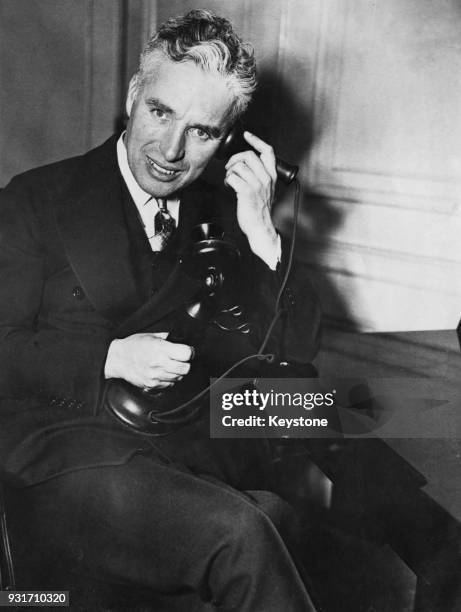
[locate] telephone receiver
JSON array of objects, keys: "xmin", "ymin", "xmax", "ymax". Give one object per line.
[{"xmin": 216, "ymin": 126, "xmax": 299, "ymax": 186}]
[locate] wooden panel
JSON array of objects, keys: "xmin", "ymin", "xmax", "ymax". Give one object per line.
[
  {"xmin": 86, "ymin": 0, "xmax": 124, "ymax": 149},
  {"xmin": 310, "ymin": 0, "xmax": 461, "ymax": 213},
  {"xmin": 0, "ymin": 0, "xmax": 123, "ymax": 186},
  {"xmin": 287, "ymin": 196, "xmax": 461, "ymax": 330},
  {"xmin": 122, "ymin": 0, "xmax": 154, "ymax": 91},
  {"xmin": 298, "ymin": 0, "xmax": 461, "ymax": 330}
]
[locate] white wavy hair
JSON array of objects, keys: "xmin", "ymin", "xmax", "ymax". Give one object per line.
[{"xmin": 135, "ymin": 9, "xmax": 257, "ymax": 124}]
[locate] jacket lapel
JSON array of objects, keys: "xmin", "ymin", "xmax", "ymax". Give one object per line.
[
  {"xmin": 56, "ymin": 136, "xmax": 227, "ymax": 335},
  {"xmin": 113, "ymin": 182, "xmax": 209, "ymax": 337},
  {"xmin": 55, "ymin": 136, "xmax": 142, "ymax": 322}
]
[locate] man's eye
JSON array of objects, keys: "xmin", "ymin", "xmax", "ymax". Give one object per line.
[
  {"xmin": 151, "ymin": 108, "xmax": 167, "ymax": 119},
  {"xmin": 191, "ymin": 128, "xmax": 211, "ymax": 141}
]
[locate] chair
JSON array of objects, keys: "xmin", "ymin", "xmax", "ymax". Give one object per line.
[{"xmin": 0, "ymin": 476, "xmax": 15, "ymax": 591}]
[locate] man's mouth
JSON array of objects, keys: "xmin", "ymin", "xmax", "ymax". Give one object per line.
[{"xmin": 146, "ymin": 156, "xmax": 181, "ymax": 177}]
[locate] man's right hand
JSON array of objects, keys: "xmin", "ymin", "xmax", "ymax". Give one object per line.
[{"xmin": 104, "ymin": 332, "xmax": 193, "ymax": 390}]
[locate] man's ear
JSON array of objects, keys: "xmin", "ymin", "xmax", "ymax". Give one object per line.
[{"xmin": 125, "ymin": 75, "xmax": 140, "ymax": 117}]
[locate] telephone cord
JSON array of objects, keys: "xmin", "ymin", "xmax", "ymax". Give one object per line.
[{"xmin": 146, "ymin": 178, "xmax": 300, "ymax": 425}]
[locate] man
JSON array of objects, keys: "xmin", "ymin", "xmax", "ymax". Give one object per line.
[{"xmin": 0, "ymin": 10, "xmax": 321, "ymax": 611}]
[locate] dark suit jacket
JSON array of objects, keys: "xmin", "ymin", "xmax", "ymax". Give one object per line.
[{"xmin": 0, "ymin": 135, "xmax": 321, "ymax": 486}]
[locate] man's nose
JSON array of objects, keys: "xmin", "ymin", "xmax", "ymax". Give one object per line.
[{"xmin": 162, "ymin": 126, "xmax": 186, "ymax": 162}]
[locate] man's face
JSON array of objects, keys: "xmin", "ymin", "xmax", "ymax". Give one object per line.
[{"xmin": 125, "ymin": 54, "xmax": 233, "ymax": 198}]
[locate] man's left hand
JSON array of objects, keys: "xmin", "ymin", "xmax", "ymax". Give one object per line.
[{"xmin": 225, "ymin": 131, "xmax": 279, "ymax": 265}]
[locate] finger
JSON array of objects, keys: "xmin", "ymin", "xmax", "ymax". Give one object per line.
[
  {"xmin": 242, "ymin": 131, "xmax": 274, "ymax": 156},
  {"xmin": 224, "ymin": 171, "xmax": 248, "ymax": 193},
  {"xmin": 226, "ymin": 152, "xmax": 271, "ymax": 187},
  {"xmin": 158, "ymin": 373, "xmax": 183, "ymax": 383},
  {"xmin": 243, "ymin": 131, "xmax": 277, "ymax": 182},
  {"xmin": 225, "ymin": 150, "xmax": 259, "ymax": 169},
  {"xmin": 163, "ymin": 360, "xmax": 191, "ymax": 376},
  {"xmin": 166, "ymin": 342, "xmax": 194, "ymax": 362},
  {"xmin": 142, "ymin": 380, "xmax": 174, "ymax": 390},
  {"xmin": 151, "ymin": 331, "xmax": 169, "ymax": 340},
  {"xmin": 150, "ymin": 368, "xmax": 184, "ymax": 383},
  {"xmin": 154, "ymin": 381, "xmax": 175, "ymax": 390},
  {"xmin": 225, "ymin": 162, "xmax": 263, "ymax": 193}
]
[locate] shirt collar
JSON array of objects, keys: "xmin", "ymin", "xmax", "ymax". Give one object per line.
[{"xmin": 116, "ymin": 132, "xmax": 152, "ymax": 207}]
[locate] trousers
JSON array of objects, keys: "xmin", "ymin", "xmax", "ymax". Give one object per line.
[{"xmin": 5, "ymin": 423, "xmax": 319, "ymax": 611}]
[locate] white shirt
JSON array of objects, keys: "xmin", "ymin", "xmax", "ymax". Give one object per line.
[
  {"xmin": 116, "ymin": 133, "xmax": 179, "ymax": 252},
  {"xmin": 116, "ymin": 133, "xmax": 280, "ymax": 268}
]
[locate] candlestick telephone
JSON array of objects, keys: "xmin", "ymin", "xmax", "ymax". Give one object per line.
[{"xmin": 105, "ymin": 130, "xmax": 300, "ymax": 434}]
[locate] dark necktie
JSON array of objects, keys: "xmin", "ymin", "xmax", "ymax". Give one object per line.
[{"xmin": 154, "ymin": 199, "xmax": 175, "ymax": 250}]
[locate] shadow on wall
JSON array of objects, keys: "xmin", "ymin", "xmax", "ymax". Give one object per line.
[{"xmin": 243, "ymin": 66, "xmax": 359, "ymax": 332}]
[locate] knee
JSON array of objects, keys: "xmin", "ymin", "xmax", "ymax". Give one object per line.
[
  {"xmin": 245, "ymin": 490, "xmax": 295, "ymax": 531},
  {"xmin": 210, "ymin": 495, "xmax": 283, "ymax": 553}
]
